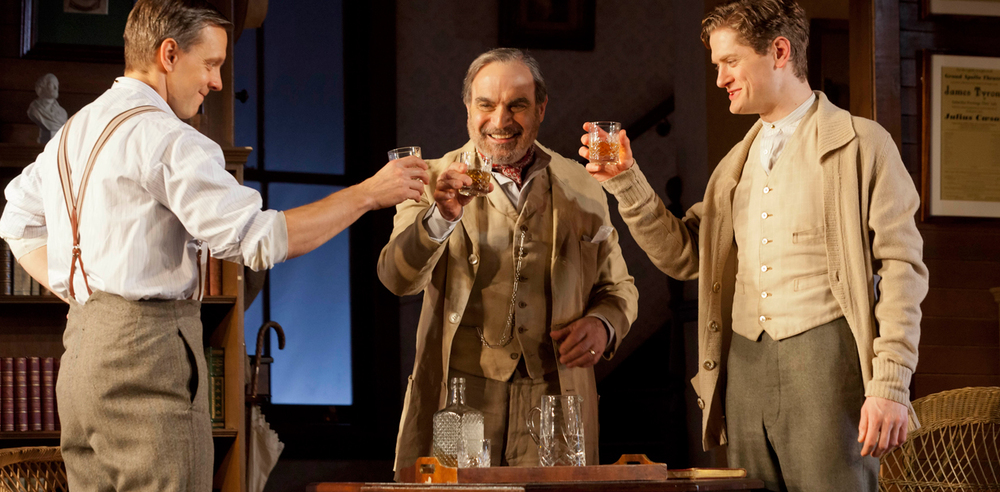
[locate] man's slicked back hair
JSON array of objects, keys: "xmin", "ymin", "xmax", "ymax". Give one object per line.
[
  {"xmin": 462, "ymin": 48, "xmax": 548, "ymax": 106},
  {"xmin": 124, "ymin": 0, "xmax": 232, "ymax": 72},
  {"xmin": 701, "ymin": 0, "xmax": 810, "ymax": 81}
]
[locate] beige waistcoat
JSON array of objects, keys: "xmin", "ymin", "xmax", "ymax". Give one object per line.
[
  {"xmin": 731, "ymin": 114, "xmax": 843, "ymax": 341},
  {"xmin": 450, "ymin": 168, "xmax": 558, "ymax": 380}
]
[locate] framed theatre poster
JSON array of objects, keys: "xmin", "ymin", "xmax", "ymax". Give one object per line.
[
  {"xmin": 921, "ymin": 52, "xmax": 1000, "ymax": 220},
  {"xmin": 20, "ymin": 0, "xmax": 132, "ymax": 62},
  {"xmin": 923, "ymin": 0, "xmax": 1000, "ymax": 17},
  {"xmin": 499, "ymin": 0, "xmax": 596, "ymax": 51}
]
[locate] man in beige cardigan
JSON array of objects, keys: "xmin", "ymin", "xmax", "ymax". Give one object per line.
[
  {"xmin": 379, "ymin": 48, "xmax": 637, "ymax": 475},
  {"xmin": 580, "ymin": 1, "xmax": 927, "ymax": 490}
]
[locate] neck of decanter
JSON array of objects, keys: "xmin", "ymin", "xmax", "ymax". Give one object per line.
[{"xmin": 448, "ymin": 377, "xmax": 466, "ymax": 405}]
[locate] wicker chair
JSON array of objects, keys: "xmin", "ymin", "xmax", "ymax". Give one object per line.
[
  {"xmin": 0, "ymin": 447, "xmax": 67, "ymax": 492},
  {"xmin": 880, "ymin": 386, "xmax": 1000, "ymax": 492}
]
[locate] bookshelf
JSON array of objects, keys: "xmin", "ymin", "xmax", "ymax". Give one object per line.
[{"xmin": 0, "ymin": 143, "xmax": 253, "ymax": 492}]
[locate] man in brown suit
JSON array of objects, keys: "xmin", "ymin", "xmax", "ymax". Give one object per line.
[
  {"xmin": 580, "ymin": 1, "xmax": 927, "ymax": 490},
  {"xmin": 379, "ymin": 48, "xmax": 638, "ymax": 474}
]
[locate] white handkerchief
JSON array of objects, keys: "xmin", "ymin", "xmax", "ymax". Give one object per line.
[{"xmin": 587, "ymin": 225, "xmax": 613, "ymax": 243}]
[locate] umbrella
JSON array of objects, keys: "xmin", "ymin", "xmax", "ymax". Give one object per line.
[{"xmin": 247, "ymin": 321, "xmax": 285, "ymax": 492}]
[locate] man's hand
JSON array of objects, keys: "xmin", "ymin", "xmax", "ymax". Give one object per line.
[
  {"xmin": 432, "ymin": 161, "xmax": 494, "ymax": 221},
  {"xmin": 358, "ymin": 155, "xmax": 430, "ymax": 210},
  {"xmin": 578, "ymin": 123, "xmax": 634, "ymax": 183},
  {"xmin": 858, "ymin": 396, "xmax": 909, "ymax": 458},
  {"xmin": 551, "ymin": 317, "xmax": 608, "ymax": 368}
]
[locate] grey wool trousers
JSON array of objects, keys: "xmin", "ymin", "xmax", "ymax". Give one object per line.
[
  {"xmin": 58, "ymin": 291, "xmax": 212, "ymax": 492},
  {"xmin": 725, "ymin": 317, "xmax": 879, "ymax": 492}
]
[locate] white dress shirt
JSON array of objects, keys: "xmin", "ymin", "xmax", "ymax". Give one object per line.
[
  {"xmin": 0, "ymin": 77, "xmax": 287, "ymax": 304},
  {"xmin": 757, "ymin": 93, "xmax": 816, "ymax": 174}
]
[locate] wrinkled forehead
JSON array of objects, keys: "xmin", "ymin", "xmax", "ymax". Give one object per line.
[{"xmin": 470, "ymin": 61, "xmax": 536, "ymax": 103}]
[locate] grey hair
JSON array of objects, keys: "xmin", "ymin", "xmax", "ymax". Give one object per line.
[
  {"xmin": 124, "ymin": 0, "xmax": 232, "ymax": 72},
  {"xmin": 462, "ymin": 48, "xmax": 548, "ymax": 105}
]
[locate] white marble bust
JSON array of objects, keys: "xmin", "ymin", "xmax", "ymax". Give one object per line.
[{"xmin": 27, "ymin": 73, "xmax": 68, "ymax": 144}]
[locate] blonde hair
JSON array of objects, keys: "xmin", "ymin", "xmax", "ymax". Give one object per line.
[
  {"xmin": 701, "ymin": 0, "xmax": 809, "ymax": 80},
  {"xmin": 124, "ymin": 0, "xmax": 231, "ymax": 72}
]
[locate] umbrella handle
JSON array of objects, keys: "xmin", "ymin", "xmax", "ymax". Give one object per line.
[{"xmin": 250, "ymin": 321, "xmax": 285, "ymax": 399}]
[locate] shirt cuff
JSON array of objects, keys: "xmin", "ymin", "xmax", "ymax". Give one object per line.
[
  {"xmin": 5, "ymin": 236, "xmax": 47, "ymax": 260},
  {"xmin": 587, "ymin": 313, "xmax": 616, "ymax": 353},
  {"xmin": 242, "ymin": 211, "xmax": 288, "ymax": 271},
  {"xmin": 422, "ymin": 204, "xmax": 462, "ymax": 243}
]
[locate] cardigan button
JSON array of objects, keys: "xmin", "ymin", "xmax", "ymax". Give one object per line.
[
  {"xmin": 709, "ymin": 321, "xmax": 719, "ymax": 332},
  {"xmin": 712, "ymin": 282, "xmax": 721, "ymax": 293},
  {"xmin": 703, "ymin": 360, "xmax": 717, "ymax": 370},
  {"xmin": 468, "ymin": 254, "xmax": 479, "ymax": 265},
  {"xmin": 449, "ymin": 313, "xmax": 461, "ymax": 324},
  {"xmin": 697, "ymin": 398, "xmax": 705, "ymax": 409}
]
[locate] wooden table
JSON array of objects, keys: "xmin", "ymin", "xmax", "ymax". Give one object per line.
[{"xmin": 307, "ymin": 478, "xmax": 767, "ymax": 492}]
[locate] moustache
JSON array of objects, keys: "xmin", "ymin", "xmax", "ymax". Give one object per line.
[{"xmin": 480, "ymin": 124, "xmax": 523, "ymax": 139}]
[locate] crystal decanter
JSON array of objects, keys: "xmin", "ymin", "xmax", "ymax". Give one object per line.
[{"xmin": 431, "ymin": 377, "xmax": 484, "ymax": 467}]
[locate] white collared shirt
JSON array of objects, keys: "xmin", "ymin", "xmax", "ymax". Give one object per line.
[
  {"xmin": 0, "ymin": 77, "xmax": 287, "ymax": 303},
  {"xmin": 757, "ymin": 93, "xmax": 816, "ymax": 174}
]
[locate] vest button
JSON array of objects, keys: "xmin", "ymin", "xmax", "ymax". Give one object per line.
[
  {"xmin": 510, "ymin": 353, "xmax": 519, "ymax": 360},
  {"xmin": 759, "ymin": 315, "xmax": 767, "ymax": 322},
  {"xmin": 468, "ymin": 254, "xmax": 479, "ymax": 265},
  {"xmin": 697, "ymin": 397, "xmax": 705, "ymax": 409},
  {"xmin": 709, "ymin": 321, "xmax": 719, "ymax": 332},
  {"xmin": 712, "ymin": 282, "xmax": 721, "ymax": 293},
  {"xmin": 761, "ymin": 291, "xmax": 768, "ymax": 298},
  {"xmin": 703, "ymin": 360, "xmax": 717, "ymax": 370},
  {"xmin": 763, "ymin": 186, "xmax": 771, "ymax": 194},
  {"xmin": 518, "ymin": 301, "xmax": 527, "ymax": 308},
  {"xmin": 518, "ymin": 275, "xmax": 528, "ymax": 282},
  {"xmin": 518, "ymin": 326, "xmax": 526, "ymax": 333},
  {"xmin": 449, "ymin": 313, "xmax": 461, "ymax": 324},
  {"xmin": 761, "ymin": 265, "xmax": 768, "ymax": 272},
  {"xmin": 761, "ymin": 212, "xmax": 769, "ymax": 219},
  {"xmin": 761, "ymin": 238, "xmax": 769, "ymax": 245},
  {"xmin": 520, "ymin": 225, "xmax": 528, "ymax": 232}
]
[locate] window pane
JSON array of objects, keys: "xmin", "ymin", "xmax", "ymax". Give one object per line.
[
  {"xmin": 234, "ymin": 28, "xmax": 259, "ymax": 169},
  {"xmin": 263, "ymin": 0, "xmax": 345, "ymax": 175},
  {"xmin": 267, "ymin": 183, "xmax": 352, "ymax": 405}
]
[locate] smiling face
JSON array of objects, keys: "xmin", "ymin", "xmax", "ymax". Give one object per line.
[
  {"xmin": 164, "ymin": 24, "xmax": 226, "ymax": 119},
  {"xmin": 466, "ymin": 61, "xmax": 546, "ymax": 165},
  {"xmin": 710, "ymin": 27, "xmax": 782, "ymax": 120}
]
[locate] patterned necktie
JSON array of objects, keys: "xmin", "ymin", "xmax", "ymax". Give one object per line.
[{"xmin": 481, "ymin": 147, "xmax": 535, "ymax": 188}]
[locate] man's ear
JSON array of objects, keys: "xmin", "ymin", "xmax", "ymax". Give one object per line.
[
  {"xmin": 537, "ymin": 96, "xmax": 548, "ymax": 122},
  {"xmin": 158, "ymin": 38, "xmax": 181, "ymax": 73},
  {"xmin": 772, "ymin": 36, "xmax": 792, "ymax": 70}
]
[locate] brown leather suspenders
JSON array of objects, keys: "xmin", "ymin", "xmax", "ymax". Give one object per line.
[{"xmin": 56, "ymin": 105, "xmax": 161, "ymax": 299}]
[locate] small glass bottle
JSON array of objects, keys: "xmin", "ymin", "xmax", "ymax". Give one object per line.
[{"xmin": 432, "ymin": 377, "xmax": 484, "ymax": 467}]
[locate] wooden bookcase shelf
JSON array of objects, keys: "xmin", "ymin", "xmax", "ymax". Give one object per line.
[{"xmin": 1, "ymin": 144, "xmax": 252, "ymax": 492}]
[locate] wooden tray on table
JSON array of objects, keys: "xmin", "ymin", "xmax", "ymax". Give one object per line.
[{"xmin": 400, "ymin": 454, "xmax": 746, "ymax": 484}]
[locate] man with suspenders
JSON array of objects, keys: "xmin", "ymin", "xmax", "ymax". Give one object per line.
[{"xmin": 0, "ymin": 0, "xmax": 428, "ymax": 490}]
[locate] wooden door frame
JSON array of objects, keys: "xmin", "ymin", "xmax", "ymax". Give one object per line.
[{"xmin": 850, "ymin": 0, "xmax": 902, "ymax": 146}]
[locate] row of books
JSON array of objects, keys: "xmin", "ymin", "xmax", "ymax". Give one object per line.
[
  {"xmin": 0, "ymin": 240, "xmax": 226, "ymax": 296},
  {"xmin": 0, "ymin": 357, "xmax": 60, "ymax": 432},
  {"xmin": 1, "ymin": 348, "xmax": 225, "ymax": 433}
]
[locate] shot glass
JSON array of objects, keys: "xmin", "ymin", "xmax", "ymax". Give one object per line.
[
  {"xmin": 388, "ymin": 146, "xmax": 421, "ymax": 161},
  {"xmin": 458, "ymin": 152, "xmax": 490, "ymax": 197},
  {"xmin": 588, "ymin": 121, "xmax": 622, "ymax": 166},
  {"xmin": 458, "ymin": 438, "xmax": 491, "ymax": 468}
]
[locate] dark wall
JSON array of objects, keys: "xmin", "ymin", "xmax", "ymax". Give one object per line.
[{"xmin": 895, "ymin": 0, "xmax": 1000, "ymax": 396}]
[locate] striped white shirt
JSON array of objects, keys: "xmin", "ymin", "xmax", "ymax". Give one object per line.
[{"xmin": 0, "ymin": 77, "xmax": 287, "ymax": 303}]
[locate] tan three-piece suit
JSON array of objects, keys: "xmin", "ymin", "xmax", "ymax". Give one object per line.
[{"xmin": 378, "ymin": 141, "xmax": 638, "ymax": 473}]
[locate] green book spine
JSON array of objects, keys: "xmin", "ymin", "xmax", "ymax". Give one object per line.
[{"xmin": 205, "ymin": 347, "xmax": 225, "ymax": 428}]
